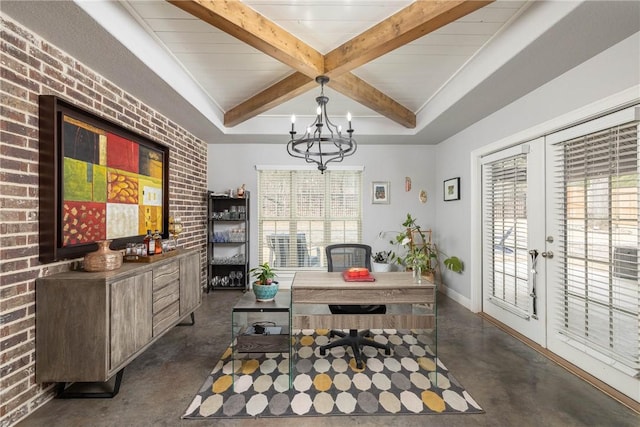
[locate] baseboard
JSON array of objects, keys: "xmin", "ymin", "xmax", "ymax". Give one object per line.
[
  {"xmin": 479, "ymin": 313, "xmax": 640, "ymax": 414},
  {"xmin": 438, "ymin": 284, "xmax": 471, "ymax": 310}
]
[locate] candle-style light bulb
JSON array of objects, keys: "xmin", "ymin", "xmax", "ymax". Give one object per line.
[
  {"xmin": 290, "ymin": 114, "xmax": 296, "ymax": 132},
  {"xmin": 347, "ymin": 112, "xmax": 352, "ymax": 129}
]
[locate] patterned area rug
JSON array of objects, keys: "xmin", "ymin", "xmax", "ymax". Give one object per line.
[{"xmin": 183, "ymin": 329, "xmax": 483, "ymax": 419}]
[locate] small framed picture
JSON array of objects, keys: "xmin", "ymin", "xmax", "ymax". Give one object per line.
[
  {"xmin": 372, "ymin": 181, "xmax": 390, "ymax": 204},
  {"xmin": 443, "ymin": 177, "xmax": 460, "ymax": 201}
]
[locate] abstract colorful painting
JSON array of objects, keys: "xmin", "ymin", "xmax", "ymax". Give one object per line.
[
  {"xmin": 61, "ymin": 115, "xmax": 164, "ymax": 246},
  {"xmin": 38, "ymin": 95, "xmax": 169, "ymax": 262}
]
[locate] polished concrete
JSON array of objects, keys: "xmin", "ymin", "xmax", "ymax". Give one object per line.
[{"xmin": 17, "ymin": 291, "xmax": 637, "ymax": 427}]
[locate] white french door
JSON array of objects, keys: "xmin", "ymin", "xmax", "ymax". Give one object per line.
[
  {"xmin": 481, "ymin": 138, "xmax": 548, "ymax": 346},
  {"xmin": 480, "ymin": 106, "xmax": 640, "ymax": 402},
  {"xmin": 545, "ymin": 107, "xmax": 639, "ymax": 402}
]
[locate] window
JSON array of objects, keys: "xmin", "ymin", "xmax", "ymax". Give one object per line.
[{"xmin": 257, "ymin": 168, "xmax": 362, "ymax": 269}]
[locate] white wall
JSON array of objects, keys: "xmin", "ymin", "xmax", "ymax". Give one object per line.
[
  {"xmin": 435, "ymin": 32, "xmax": 640, "ymax": 307},
  {"xmin": 208, "ymin": 32, "xmax": 639, "ymax": 305},
  {"xmin": 208, "ymin": 143, "xmax": 437, "ymax": 268}
]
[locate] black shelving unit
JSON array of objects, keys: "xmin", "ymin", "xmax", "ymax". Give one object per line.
[{"xmin": 207, "ymin": 191, "xmax": 249, "ymax": 292}]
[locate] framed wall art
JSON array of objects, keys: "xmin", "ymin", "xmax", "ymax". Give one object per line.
[
  {"xmin": 38, "ymin": 95, "xmax": 170, "ymax": 262},
  {"xmin": 372, "ymin": 181, "xmax": 390, "ymax": 204},
  {"xmin": 443, "ymin": 177, "xmax": 460, "ymax": 201}
]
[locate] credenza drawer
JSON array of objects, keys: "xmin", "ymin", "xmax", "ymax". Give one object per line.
[
  {"xmin": 153, "ymin": 280, "xmax": 179, "ymax": 314},
  {"xmin": 153, "ymin": 300, "xmax": 180, "ymax": 336},
  {"xmin": 153, "ymin": 260, "xmax": 180, "ymax": 291}
]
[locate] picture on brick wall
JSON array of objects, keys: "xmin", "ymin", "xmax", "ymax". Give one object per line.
[{"xmin": 38, "ymin": 95, "xmax": 169, "ymax": 262}]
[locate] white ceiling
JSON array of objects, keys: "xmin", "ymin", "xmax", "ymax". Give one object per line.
[{"xmin": 3, "ymin": 1, "xmax": 640, "ymax": 145}]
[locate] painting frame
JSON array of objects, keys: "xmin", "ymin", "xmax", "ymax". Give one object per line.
[
  {"xmin": 372, "ymin": 181, "xmax": 390, "ymax": 204},
  {"xmin": 443, "ymin": 177, "xmax": 460, "ymax": 201},
  {"xmin": 38, "ymin": 95, "xmax": 170, "ymax": 262}
]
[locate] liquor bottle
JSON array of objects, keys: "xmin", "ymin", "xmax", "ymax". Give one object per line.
[
  {"xmin": 153, "ymin": 230, "xmax": 163, "ymax": 254},
  {"xmin": 144, "ymin": 229, "xmax": 155, "ymax": 256}
]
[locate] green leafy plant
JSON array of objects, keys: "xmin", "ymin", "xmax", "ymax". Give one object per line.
[
  {"xmin": 390, "ymin": 213, "xmax": 463, "ymax": 274},
  {"xmin": 249, "ymin": 262, "xmax": 277, "ymax": 285}
]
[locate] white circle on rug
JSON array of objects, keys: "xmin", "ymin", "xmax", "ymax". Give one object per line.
[
  {"xmin": 277, "ymin": 358, "xmax": 290, "ymax": 374},
  {"xmin": 402, "ymin": 334, "xmax": 418, "ymax": 345},
  {"xmin": 352, "ymin": 372, "xmax": 372, "ymax": 391},
  {"xmin": 400, "ymin": 357, "xmax": 420, "ymax": 372},
  {"xmin": 199, "ymin": 394, "xmax": 223, "ymax": 417},
  {"xmin": 246, "ymin": 393, "xmax": 269, "ymax": 416},
  {"xmin": 366, "ymin": 357, "xmax": 384, "ymax": 372},
  {"xmin": 371, "ymin": 372, "xmax": 391, "ymax": 391},
  {"xmin": 315, "ymin": 335, "xmax": 329, "ymax": 346},
  {"xmin": 293, "ymin": 373, "xmax": 312, "ymax": 392},
  {"xmin": 234, "ymin": 374, "xmax": 253, "ymax": 393},
  {"xmin": 429, "ymin": 371, "xmax": 451, "ymax": 389},
  {"xmin": 298, "ymin": 345, "xmax": 314, "ymax": 359},
  {"xmin": 400, "ymin": 390, "xmax": 423, "ymax": 413},
  {"xmin": 290, "ymin": 392, "xmax": 313, "ymax": 415},
  {"xmin": 383, "ymin": 357, "xmax": 402, "ymax": 372},
  {"xmin": 409, "ymin": 345, "xmax": 426, "ymax": 357},
  {"xmin": 335, "ymin": 390, "xmax": 357, "ymax": 414},
  {"xmin": 333, "ymin": 373, "xmax": 352, "ymax": 391},
  {"xmin": 410, "ymin": 371, "xmax": 431, "ymax": 389},
  {"xmin": 313, "ymin": 357, "xmax": 331, "ymax": 373},
  {"xmin": 274, "ymin": 374, "xmax": 290, "ymax": 393},
  {"xmin": 259, "ymin": 358, "xmax": 278, "ymax": 374},
  {"xmin": 379, "ymin": 390, "xmax": 402, "ymax": 413},
  {"xmin": 253, "ymin": 374, "xmax": 273, "ymax": 393},
  {"xmin": 388, "ymin": 334, "xmax": 404, "ymax": 345},
  {"xmin": 332, "ymin": 358, "xmax": 349, "ymax": 373},
  {"xmin": 313, "ymin": 391, "xmax": 335, "ymax": 414},
  {"xmin": 443, "ymin": 389, "xmax": 469, "ymax": 412}
]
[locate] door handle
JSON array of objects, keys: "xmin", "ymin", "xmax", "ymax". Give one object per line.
[{"xmin": 541, "ymin": 251, "xmax": 553, "ymax": 259}]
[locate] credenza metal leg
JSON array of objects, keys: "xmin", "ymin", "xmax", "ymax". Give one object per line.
[
  {"xmin": 56, "ymin": 368, "xmax": 124, "ymax": 399},
  {"xmin": 177, "ymin": 312, "xmax": 195, "ymax": 326}
]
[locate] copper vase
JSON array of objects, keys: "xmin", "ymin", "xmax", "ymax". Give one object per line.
[{"xmin": 84, "ymin": 240, "xmax": 123, "ymax": 272}]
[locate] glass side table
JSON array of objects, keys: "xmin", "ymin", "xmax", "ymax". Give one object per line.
[{"xmin": 231, "ymin": 290, "xmax": 291, "ymax": 391}]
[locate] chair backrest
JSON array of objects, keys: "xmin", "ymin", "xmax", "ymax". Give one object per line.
[{"xmin": 326, "ymin": 244, "xmax": 372, "ymax": 272}]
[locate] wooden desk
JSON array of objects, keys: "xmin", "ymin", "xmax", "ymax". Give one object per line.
[{"xmin": 291, "ymin": 271, "xmax": 435, "ymax": 330}]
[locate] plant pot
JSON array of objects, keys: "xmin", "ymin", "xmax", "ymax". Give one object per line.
[
  {"xmin": 371, "ymin": 261, "xmax": 392, "ymax": 272},
  {"xmin": 252, "ymin": 281, "xmax": 279, "ymax": 302}
]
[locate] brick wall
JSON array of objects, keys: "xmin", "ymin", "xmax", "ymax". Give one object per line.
[{"xmin": 0, "ymin": 14, "xmax": 208, "ymax": 426}]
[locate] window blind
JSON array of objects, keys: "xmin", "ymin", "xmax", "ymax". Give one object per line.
[
  {"xmin": 257, "ymin": 169, "xmax": 362, "ymax": 269},
  {"xmin": 483, "ymin": 153, "xmax": 531, "ymax": 317},
  {"xmin": 553, "ymin": 121, "xmax": 639, "ymax": 371}
]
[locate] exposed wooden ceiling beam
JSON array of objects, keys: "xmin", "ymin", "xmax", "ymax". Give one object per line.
[
  {"xmin": 168, "ymin": 0, "xmax": 493, "ymax": 129},
  {"xmin": 167, "ymin": 0, "xmax": 324, "ymax": 77},
  {"xmin": 330, "ymin": 74, "xmax": 416, "ymax": 129},
  {"xmin": 324, "ymin": 0, "xmax": 494, "ymax": 76},
  {"xmin": 224, "ymin": 73, "xmax": 315, "ymax": 127}
]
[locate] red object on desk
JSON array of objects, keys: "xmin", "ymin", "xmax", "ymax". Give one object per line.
[{"xmin": 342, "ymin": 270, "xmax": 376, "ymax": 282}]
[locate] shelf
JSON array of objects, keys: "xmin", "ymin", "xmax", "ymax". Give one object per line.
[{"xmin": 207, "ymin": 191, "xmax": 250, "ymax": 292}]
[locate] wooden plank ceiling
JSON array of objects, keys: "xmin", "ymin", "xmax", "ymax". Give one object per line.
[{"xmin": 167, "ymin": 0, "xmax": 494, "ymax": 129}]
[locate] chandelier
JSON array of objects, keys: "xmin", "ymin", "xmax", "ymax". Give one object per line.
[{"xmin": 287, "ymin": 76, "xmax": 356, "ymax": 173}]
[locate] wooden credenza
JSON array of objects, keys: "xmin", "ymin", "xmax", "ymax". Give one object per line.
[{"xmin": 36, "ymin": 249, "xmax": 201, "ymax": 384}]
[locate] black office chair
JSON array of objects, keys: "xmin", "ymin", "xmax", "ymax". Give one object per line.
[{"xmin": 319, "ymin": 243, "xmax": 392, "ymax": 368}]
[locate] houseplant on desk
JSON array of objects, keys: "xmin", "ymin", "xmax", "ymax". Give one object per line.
[
  {"xmin": 371, "ymin": 250, "xmax": 393, "ymax": 272},
  {"xmin": 249, "ymin": 262, "xmax": 279, "ymax": 301}
]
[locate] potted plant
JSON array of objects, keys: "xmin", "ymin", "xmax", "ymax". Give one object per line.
[
  {"xmin": 391, "ymin": 213, "xmax": 463, "ymax": 281},
  {"xmin": 249, "ymin": 262, "xmax": 279, "ymax": 301},
  {"xmin": 371, "ymin": 250, "xmax": 393, "ymax": 272}
]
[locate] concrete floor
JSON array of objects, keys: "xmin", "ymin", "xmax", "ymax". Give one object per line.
[{"xmin": 16, "ymin": 291, "xmax": 638, "ymax": 427}]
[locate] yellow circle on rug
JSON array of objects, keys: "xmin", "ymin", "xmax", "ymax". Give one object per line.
[
  {"xmin": 241, "ymin": 359, "xmax": 260, "ymax": 374},
  {"xmin": 422, "ymin": 390, "xmax": 446, "ymax": 412},
  {"xmin": 349, "ymin": 358, "xmax": 366, "ymax": 371},
  {"xmin": 312, "ymin": 373, "xmax": 333, "ymax": 391},
  {"xmin": 299, "ymin": 335, "xmax": 315, "ymax": 346},
  {"xmin": 212, "ymin": 375, "xmax": 232, "ymax": 393},
  {"xmin": 417, "ymin": 356, "xmax": 436, "ymax": 371}
]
